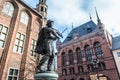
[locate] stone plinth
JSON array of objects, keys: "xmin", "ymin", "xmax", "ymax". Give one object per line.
[{"xmin": 34, "ymin": 71, "xmax": 59, "ymax": 80}]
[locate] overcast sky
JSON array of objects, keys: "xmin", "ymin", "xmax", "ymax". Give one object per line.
[{"xmin": 23, "ymin": 0, "xmax": 120, "ymax": 40}]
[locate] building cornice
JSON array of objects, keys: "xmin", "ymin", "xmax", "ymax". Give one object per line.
[{"xmin": 59, "ymin": 31, "xmax": 104, "ymax": 49}]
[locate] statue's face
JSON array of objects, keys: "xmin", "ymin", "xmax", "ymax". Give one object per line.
[
  {"xmin": 47, "ymin": 22, "xmax": 54, "ymax": 27},
  {"xmin": 51, "ymin": 22, "xmax": 54, "ymax": 26}
]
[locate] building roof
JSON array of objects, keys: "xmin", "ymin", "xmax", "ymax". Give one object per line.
[
  {"xmin": 63, "ymin": 20, "xmax": 97, "ymax": 43},
  {"xmin": 112, "ymin": 36, "xmax": 120, "ymax": 50}
]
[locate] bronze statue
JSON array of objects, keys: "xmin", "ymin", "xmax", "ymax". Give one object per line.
[{"xmin": 35, "ymin": 20, "xmax": 62, "ymax": 72}]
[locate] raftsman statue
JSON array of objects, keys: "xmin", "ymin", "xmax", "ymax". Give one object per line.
[{"xmin": 35, "ymin": 20, "xmax": 62, "ymax": 72}]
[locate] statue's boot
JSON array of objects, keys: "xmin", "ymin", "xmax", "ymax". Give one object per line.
[
  {"xmin": 37, "ymin": 55, "xmax": 49, "ymax": 71},
  {"xmin": 47, "ymin": 56, "xmax": 54, "ymax": 71}
]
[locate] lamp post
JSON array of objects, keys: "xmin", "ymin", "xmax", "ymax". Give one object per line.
[{"xmin": 91, "ymin": 59, "xmax": 100, "ymax": 80}]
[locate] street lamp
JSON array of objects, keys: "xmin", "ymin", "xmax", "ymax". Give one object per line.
[{"xmin": 91, "ymin": 59, "xmax": 100, "ymax": 80}]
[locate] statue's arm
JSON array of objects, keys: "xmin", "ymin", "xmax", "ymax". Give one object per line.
[
  {"xmin": 44, "ymin": 27, "xmax": 62, "ymax": 39},
  {"xmin": 49, "ymin": 28, "xmax": 63, "ymax": 38}
]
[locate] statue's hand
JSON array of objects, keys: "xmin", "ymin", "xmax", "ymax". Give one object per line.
[{"xmin": 60, "ymin": 34, "xmax": 63, "ymax": 38}]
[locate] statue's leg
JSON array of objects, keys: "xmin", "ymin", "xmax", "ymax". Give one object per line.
[
  {"xmin": 47, "ymin": 55, "xmax": 54, "ymax": 71},
  {"xmin": 46, "ymin": 41, "xmax": 54, "ymax": 71},
  {"xmin": 37, "ymin": 55, "xmax": 49, "ymax": 71}
]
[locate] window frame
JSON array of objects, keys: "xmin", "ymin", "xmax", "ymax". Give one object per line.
[
  {"xmin": 7, "ymin": 68, "xmax": 19, "ymax": 80},
  {"xmin": 0, "ymin": 24, "xmax": 8, "ymax": 48},
  {"xmin": 13, "ymin": 32, "xmax": 25, "ymax": 53},
  {"xmin": 30, "ymin": 39, "xmax": 37, "ymax": 57}
]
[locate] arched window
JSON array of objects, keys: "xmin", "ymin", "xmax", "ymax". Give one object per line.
[
  {"xmin": 71, "ymin": 78, "xmax": 74, "ymax": 80},
  {"xmin": 20, "ymin": 12, "xmax": 29, "ymax": 25},
  {"xmin": 84, "ymin": 45, "xmax": 92, "ymax": 61},
  {"xmin": 98, "ymin": 62, "xmax": 106, "ymax": 70},
  {"xmin": 2, "ymin": 2, "xmax": 14, "ymax": 16},
  {"xmin": 78, "ymin": 66, "xmax": 84, "ymax": 73},
  {"xmin": 62, "ymin": 69, "xmax": 67, "ymax": 75},
  {"xmin": 94, "ymin": 42, "xmax": 103, "ymax": 57},
  {"xmin": 68, "ymin": 50, "xmax": 74, "ymax": 65},
  {"xmin": 69, "ymin": 68, "xmax": 75, "ymax": 75},
  {"xmin": 87, "ymin": 64, "xmax": 94, "ymax": 72},
  {"xmin": 62, "ymin": 52, "xmax": 66, "ymax": 66},
  {"xmin": 79, "ymin": 78, "xmax": 85, "ymax": 80},
  {"xmin": 76, "ymin": 47, "xmax": 82, "ymax": 63}
]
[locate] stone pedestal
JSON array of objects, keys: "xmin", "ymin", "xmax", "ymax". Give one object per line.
[{"xmin": 34, "ymin": 71, "xmax": 59, "ymax": 80}]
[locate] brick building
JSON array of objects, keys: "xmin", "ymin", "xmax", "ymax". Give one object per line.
[
  {"xmin": 57, "ymin": 10, "xmax": 119, "ymax": 80},
  {"xmin": 0, "ymin": 0, "xmax": 48, "ymax": 80}
]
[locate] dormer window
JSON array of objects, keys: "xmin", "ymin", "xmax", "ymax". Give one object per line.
[{"xmin": 87, "ymin": 25, "xmax": 92, "ymax": 33}]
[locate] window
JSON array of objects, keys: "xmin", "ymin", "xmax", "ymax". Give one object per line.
[
  {"xmin": 87, "ymin": 64, "xmax": 92, "ymax": 72},
  {"xmin": 41, "ymin": 0, "xmax": 44, "ymax": 2},
  {"xmin": 62, "ymin": 69, "xmax": 67, "ymax": 75},
  {"xmin": 62, "ymin": 52, "xmax": 66, "ymax": 66},
  {"xmin": 78, "ymin": 66, "xmax": 84, "ymax": 73},
  {"xmin": 68, "ymin": 50, "xmax": 74, "ymax": 65},
  {"xmin": 94, "ymin": 42, "xmax": 103, "ymax": 57},
  {"xmin": 13, "ymin": 32, "xmax": 25, "ymax": 53},
  {"xmin": 76, "ymin": 48, "xmax": 82, "ymax": 63},
  {"xmin": 45, "ymin": 8, "xmax": 47, "ymax": 12},
  {"xmin": 20, "ymin": 12, "xmax": 29, "ymax": 25},
  {"xmin": 98, "ymin": 63, "xmax": 102, "ymax": 70},
  {"xmin": 101, "ymin": 62, "xmax": 106, "ymax": 70},
  {"xmin": 30, "ymin": 39, "xmax": 37, "ymax": 57},
  {"xmin": 87, "ymin": 27, "xmax": 92, "ymax": 33},
  {"xmin": 84, "ymin": 45, "xmax": 92, "ymax": 61},
  {"xmin": 69, "ymin": 68, "xmax": 75, "ymax": 75},
  {"xmin": 0, "ymin": 24, "xmax": 8, "ymax": 48},
  {"xmin": 2, "ymin": 2, "xmax": 14, "ymax": 17},
  {"xmin": 117, "ymin": 52, "xmax": 120, "ymax": 57},
  {"xmin": 8, "ymin": 68, "xmax": 19, "ymax": 80},
  {"xmin": 95, "ymin": 62, "xmax": 106, "ymax": 71},
  {"xmin": 41, "ymin": 7, "xmax": 44, "ymax": 11},
  {"xmin": 87, "ymin": 64, "xmax": 94, "ymax": 72}
]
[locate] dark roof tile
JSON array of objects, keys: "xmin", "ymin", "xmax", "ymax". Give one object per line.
[{"xmin": 63, "ymin": 20, "xmax": 97, "ymax": 43}]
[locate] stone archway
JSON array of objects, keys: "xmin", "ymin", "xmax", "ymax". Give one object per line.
[{"xmin": 79, "ymin": 77, "xmax": 85, "ymax": 80}]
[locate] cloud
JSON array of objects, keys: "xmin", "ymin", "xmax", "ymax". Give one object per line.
[
  {"xmin": 23, "ymin": 0, "xmax": 120, "ymax": 37},
  {"xmin": 47, "ymin": 0, "xmax": 120, "ymax": 36},
  {"xmin": 47, "ymin": 0, "xmax": 88, "ymax": 26}
]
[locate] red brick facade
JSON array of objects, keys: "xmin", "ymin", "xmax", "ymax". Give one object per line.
[
  {"xmin": 57, "ymin": 21, "xmax": 119, "ymax": 80},
  {"xmin": 0, "ymin": 0, "xmax": 47, "ymax": 80}
]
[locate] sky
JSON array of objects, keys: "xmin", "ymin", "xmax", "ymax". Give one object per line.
[{"xmin": 23, "ymin": 0, "xmax": 120, "ymax": 41}]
